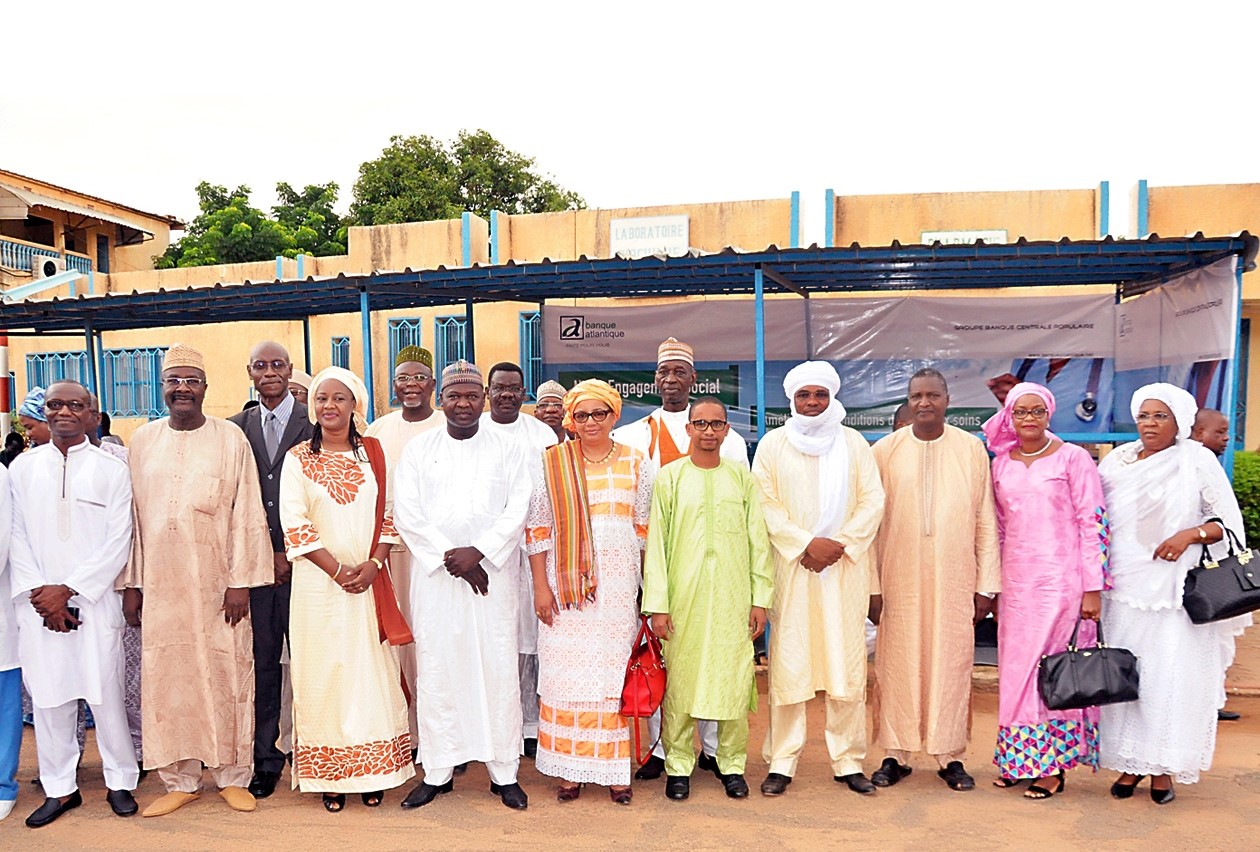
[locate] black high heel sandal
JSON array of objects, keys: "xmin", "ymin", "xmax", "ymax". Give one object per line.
[
  {"xmin": 1024, "ymin": 772, "xmax": 1065, "ymax": 800},
  {"xmin": 323, "ymin": 793, "xmax": 346, "ymax": 812},
  {"xmin": 1150, "ymin": 779, "xmax": 1175, "ymax": 805},
  {"xmin": 1109, "ymin": 774, "xmax": 1145, "ymax": 799},
  {"xmin": 361, "ymin": 791, "xmax": 383, "ymax": 807}
]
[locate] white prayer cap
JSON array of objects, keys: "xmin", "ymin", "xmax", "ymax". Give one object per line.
[
  {"xmin": 783, "ymin": 361, "xmax": 841, "ymax": 399},
  {"xmin": 1130, "ymin": 382, "xmax": 1198, "ymax": 440}
]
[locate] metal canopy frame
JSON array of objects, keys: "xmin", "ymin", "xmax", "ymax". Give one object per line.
[{"xmin": 2, "ymin": 232, "xmax": 1254, "ymax": 434}]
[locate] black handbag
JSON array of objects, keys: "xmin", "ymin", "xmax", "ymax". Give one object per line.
[
  {"xmin": 1182, "ymin": 519, "xmax": 1260, "ymax": 624},
  {"xmin": 1037, "ymin": 617, "xmax": 1140, "ymax": 711}
]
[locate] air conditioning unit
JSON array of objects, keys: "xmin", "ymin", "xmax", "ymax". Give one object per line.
[{"xmin": 30, "ymin": 255, "xmax": 64, "ymax": 279}]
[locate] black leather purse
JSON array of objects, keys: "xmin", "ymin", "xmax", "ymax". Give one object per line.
[
  {"xmin": 1037, "ymin": 617, "xmax": 1139, "ymax": 711},
  {"xmin": 1182, "ymin": 520, "xmax": 1260, "ymax": 624}
]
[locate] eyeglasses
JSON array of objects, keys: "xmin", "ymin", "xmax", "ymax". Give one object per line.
[
  {"xmin": 1011, "ymin": 407, "xmax": 1048, "ymax": 420},
  {"xmin": 572, "ymin": 409, "xmax": 613, "ymax": 424},
  {"xmin": 1136, "ymin": 411, "xmax": 1173, "ymax": 423},
  {"xmin": 395, "ymin": 373, "xmax": 432, "ymax": 385},
  {"xmin": 163, "ymin": 377, "xmax": 206, "ymax": 388},
  {"xmin": 249, "ymin": 359, "xmax": 289, "ymax": 372},
  {"xmin": 44, "ymin": 400, "xmax": 87, "ymax": 412},
  {"xmin": 690, "ymin": 419, "xmax": 729, "ymax": 432},
  {"xmin": 536, "ymin": 402, "xmax": 563, "ymax": 411},
  {"xmin": 490, "ymin": 384, "xmax": 524, "ymax": 394}
]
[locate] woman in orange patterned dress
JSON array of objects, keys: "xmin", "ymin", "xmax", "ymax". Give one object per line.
[
  {"xmin": 526, "ymin": 380, "xmax": 656, "ymax": 804},
  {"xmin": 280, "ymin": 367, "xmax": 414, "ymax": 812}
]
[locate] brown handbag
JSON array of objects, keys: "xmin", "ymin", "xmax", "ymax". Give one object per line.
[{"xmin": 620, "ymin": 616, "xmax": 667, "ymax": 765}]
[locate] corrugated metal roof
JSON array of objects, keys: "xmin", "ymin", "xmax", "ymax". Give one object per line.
[{"xmin": 1, "ymin": 233, "xmax": 1254, "ymax": 333}]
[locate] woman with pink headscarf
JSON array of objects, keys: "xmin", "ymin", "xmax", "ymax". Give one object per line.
[{"xmin": 982, "ymin": 382, "xmax": 1110, "ymax": 799}]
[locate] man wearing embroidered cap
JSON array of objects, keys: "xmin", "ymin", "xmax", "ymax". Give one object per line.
[
  {"xmin": 612, "ymin": 337, "xmax": 745, "ymax": 778},
  {"xmin": 394, "ymin": 360, "xmax": 533, "ymax": 811},
  {"xmin": 752, "ymin": 362, "xmax": 885, "ymax": 797},
  {"xmin": 120, "ymin": 343, "xmax": 273, "ymax": 817},
  {"xmin": 532, "ymin": 380, "xmax": 569, "ymax": 443},
  {"xmin": 365, "ymin": 345, "xmax": 445, "ymax": 750}
]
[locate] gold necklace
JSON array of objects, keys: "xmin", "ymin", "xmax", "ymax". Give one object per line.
[{"xmin": 582, "ymin": 444, "xmax": 617, "ymax": 464}]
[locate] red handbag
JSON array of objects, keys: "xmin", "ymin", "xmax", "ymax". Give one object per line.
[{"xmin": 620, "ymin": 616, "xmax": 667, "ymax": 765}]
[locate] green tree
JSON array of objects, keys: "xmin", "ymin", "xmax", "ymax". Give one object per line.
[
  {"xmin": 155, "ymin": 182, "xmax": 296, "ymax": 269},
  {"xmin": 350, "ymin": 130, "xmax": 585, "ymax": 226},
  {"xmin": 273, "ymin": 181, "xmax": 346, "ymax": 257}
]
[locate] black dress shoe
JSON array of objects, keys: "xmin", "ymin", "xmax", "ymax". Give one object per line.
[
  {"xmin": 1109, "ymin": 774, "xmax": 1145, "ymax": 799},
  {"xmin": 107, "ymin": 789, "xmax": 139, "ymax": 816},
  {"xmin": 665, "ymin": 775, "xmax": 690, "ymax": 800},
  {"xmin": 696, "ymin": 752, "xmax": 720, "ymax": 778},
  {"xmin": 26, "ymin": 790, "xmax": 82, "ymax": 827},
  {"xmin": 635, "ymin": 754, "xmax": 665, "ymax": 780},
  {"xmin": 247, "ymin": 769, "xmax": 281, "ymax": 799},
  {"xmin": 870, "ymin": 757, "xmax": 912, "ymax": 787},
  {"xmin": 489, "ymin": 782, "xmax": 528, "ymax": 810},
  {"xmin": 1219, "ymin": 709, "xmax": 1241, "ymax": 721},
  {"xmin": 1151, "ymin": 782, "xmax": 1176, "ymax": 805},
  {"xmin": 760, "ymin": 773, "xmax": 792, "ymax": 796},
  {"xmin": 523, "ymin": 737, "xmax": 538, "ymax": 759},
  {"xmin": 719, "ymin": 773, "xmax": 749, "ymax": 799},
  {"xmin": 453, "ymin": 762, "xmax": 469, "ymax": 775},
  {"xmin": 937, "ymin": 761, "xmax": 975, "ymax": 791},
  {"xmin": 400, "ymin": 780, "xmax": 453, "ymax": 809},
  {"xmin": 836, "ymin": 773, "xmax": 876, "ymax": 795}
]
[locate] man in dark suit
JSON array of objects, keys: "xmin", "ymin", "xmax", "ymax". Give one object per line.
[{"xmin": 228, "ymin": 342, "xmax": 314, "ymax": 799}]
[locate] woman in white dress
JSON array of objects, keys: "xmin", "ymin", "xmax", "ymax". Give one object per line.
[
  {"xmin": 1098, "ymin": 382, "xmax": 1248, "ymax": 804},
  {"xmin": 280, "ymin": 367, "xmax": 414, "ymax": 812}
]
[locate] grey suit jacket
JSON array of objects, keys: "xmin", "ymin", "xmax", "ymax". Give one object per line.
[{"xmin": 229, "ymin": 401, "xmax": 315, "ymax": 553}]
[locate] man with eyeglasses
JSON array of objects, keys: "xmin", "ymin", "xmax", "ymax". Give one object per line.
[
  {"xmin": 121, "ymin": 344, "xmax": 273, "ymax": 817},
  {"xmin": 228, "ymin": 342, "xmax": 314, "ymax": 799},
  {"xmin": 365, "ymin": 345, "xmax": 445, "ymax": 752},
  {"xmin": 752, "ymin": 362, "xmax": 886, "ymax": 798},
  {"xmin": 643, "ymin": 398, "xmax": 774, "ymax": 801},
  {"xmin": 9, "ymin": 381, "xmax": 138, "ymax": 827},
  {"xmin": 479, "ymin": 363, "xmax": 558, "ymax": 760},
  {"xmin": 394, "ymin": 360, "xmax": 533, "ymax": 811},
  {"xmin": 612, "ymin": 337, "xmax": 746, "ymax": 779},
  {"xmin": 532, "ymin": 381, "xmax": 569, "ymax": 442}
]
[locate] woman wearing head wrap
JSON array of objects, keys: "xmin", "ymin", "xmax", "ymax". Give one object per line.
[
  {"xmin": 1097, "ymin": 383, "xmax": 1248, "ymax": 804},
  {"xmin": 525, "ymin": 379, "xmax": 657, "ymax": 803},
  {"xmin": 279, "ymin": 366, "xmax": 415, "ymax": 811},
  {"xmin": 982, "ymin": 383, "xmax": 1109, "ymax": 799},
  {"xmin": 17, "ymin": 387, "xmax": 50, "ymax": 447}
]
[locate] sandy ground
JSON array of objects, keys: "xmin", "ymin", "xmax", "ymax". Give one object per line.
[{"xmin": 3, "ymin": 676, "xmax": 1259, "ymax": 851}]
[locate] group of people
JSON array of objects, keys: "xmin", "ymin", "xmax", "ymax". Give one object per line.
[{"xmin": 0, "ymin": 333, "xmax": 1247, "ymax": 828}]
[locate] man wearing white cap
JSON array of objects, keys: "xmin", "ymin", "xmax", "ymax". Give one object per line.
[
  {"xmin": 532, "ymin": 381, "xmax": 569, "ymax": 443},
  {"xmin": 612, "ymin": 337, "xmax": 746, "ymax": 779},
  {"xmin": 121, "ymin": 343, "xmax": 274, "ymax": 817},
  {"xmin": 752, "ymin": 362, "xmax": 885, "ymax": 797},
  {"xmin": 394, "ymin": 360, "xmax": 533, "ymax": 811}
]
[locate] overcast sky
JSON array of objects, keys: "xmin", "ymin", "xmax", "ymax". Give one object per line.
[{"xmin": 3, "ymin": 1, "xmax": 1256, "ymax": 245}]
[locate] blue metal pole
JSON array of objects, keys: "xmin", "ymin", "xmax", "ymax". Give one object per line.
[
  {"xmin": 297, "ymin": 253, "xmax": 305, "ymax": 279},
  {"xmin": 490, "ymin": 211, "xmax": 502, "ymax": 265},
  {"xmin": 1225, "ymin": 258, "xmax": 1245, "ymax": 480},
  {"xmin": 824, "ymin": 188, "xmax": 835, "ymax": 248},
  {"xmin": 302, "ymin": 317, "xmax": 312, "ymax": 373},
  {"xmin": 465, "ymin": 298, "xmax": 476, "ymax": 364},
  {"xmin": 360, "ymin": 288, "xmax": 375, "ymax": 422},
  {"xmin": 1098, "ymin": 180, "xmax": 1110, "ymax": 237},
  {"xmin": 789, "ymin": 191, "xmax": 800, "ymax": 248},
  {"xmin": 88, "ymin": 269, "xmax": 95, "ymax": 296},
  {"xmin": 95, "ymin": 331, "xmax": 106, "ymax": 407},
  {"xmin": 275, "ymin": 255, "xmax": 284, "ymax": 280},
  {"xmin": 83, "ymin": 322, "xmax": 97, "ymax": 395},
  {"xmin": 755, "ymin": 266, "xmax": 766, "ymax": 438},
  {"xmin": 461, "ymin": 212, "xmax": 472, "ymax": 267},
  {"xmin": 1136, "ymin": 179, "xmax": 1149, "ymax": 238}
]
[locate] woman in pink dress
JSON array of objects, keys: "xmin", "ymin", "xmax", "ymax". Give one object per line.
[{"xmin": 982, "ymin": 382, "xmax": 1110, "ymax": 799}]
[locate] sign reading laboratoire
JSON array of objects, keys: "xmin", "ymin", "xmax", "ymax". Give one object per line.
[
  {"xmin": 920, "ymin": 229, "xmax": 1008, "ymax": 245},
  {"xmin": 558, "ymin": 368, "xmax": 739, "ymax": 408},
  {"xmin": 609, "ymin": 215, "xmax": 690, "ymax": 259}
]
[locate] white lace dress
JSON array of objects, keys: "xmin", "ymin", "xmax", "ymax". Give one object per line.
[{"xmin": 1097, "ymin": 440, "xmax": 1249, "ymax": 784}]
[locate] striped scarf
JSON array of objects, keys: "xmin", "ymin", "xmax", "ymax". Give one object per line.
[{"xmin": 542, "ymin": 440, "xmax": 598, "ymax": 608}]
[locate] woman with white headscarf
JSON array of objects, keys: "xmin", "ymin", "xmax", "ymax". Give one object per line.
[
  {"xmin": 1098, "ymin": 382, "xmax": 1248, "ymax": 804},
  {"xmin": 751, "ymin": 361, "xmax": 886, "ymax": 796},
  {"xmin": 279, "ymin": 367, "xmax": 415, "ymax": 811}
]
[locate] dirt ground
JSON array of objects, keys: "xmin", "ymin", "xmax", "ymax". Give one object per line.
[{"xmin": 3, "ymin": 676, "xmax": 1259, "ymax": 851}]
